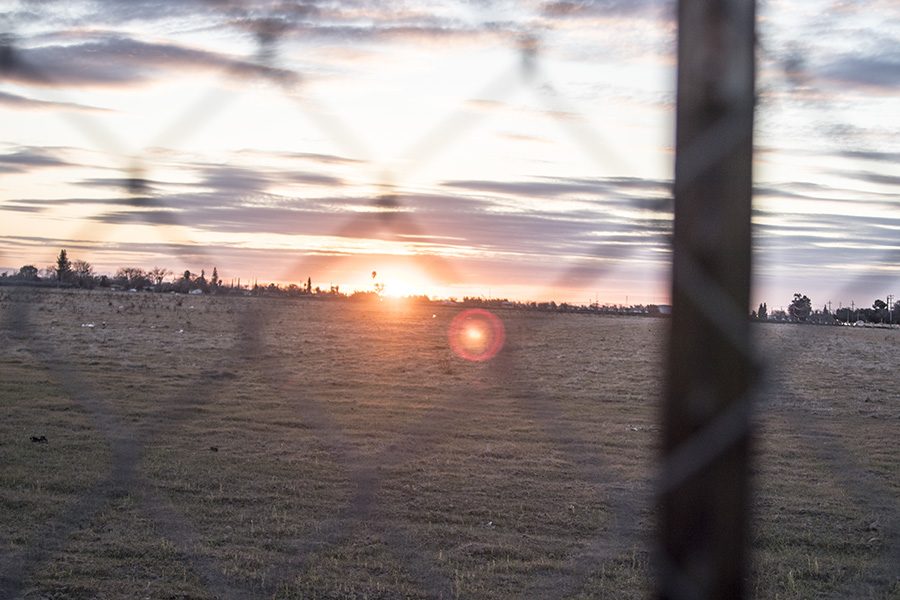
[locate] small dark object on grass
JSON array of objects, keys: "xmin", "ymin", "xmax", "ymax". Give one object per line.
[
  {"xmin": 209, "ymin": 446, "xmax": 218, "ymax": 452},
  {"xmin": 30, "ymin": 435, "xmax": 47, "ymax": 443}
]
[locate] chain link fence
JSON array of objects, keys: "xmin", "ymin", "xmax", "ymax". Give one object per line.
[{"xmin": 1, "ymin": 1, "xmax": 897, "ymax": 598}]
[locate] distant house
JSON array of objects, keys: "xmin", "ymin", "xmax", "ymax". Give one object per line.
[
  {"xmin": 189, "ymin": 288, "xmax": 203, "ymax": 295},
  {"xmin": 657, "ymin": 305, "xmax": 672, "ymax": 315}
]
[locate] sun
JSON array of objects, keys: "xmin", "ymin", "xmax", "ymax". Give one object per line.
[
  {"xmin": 382, "ymin": 276, "xmax": 422, "ymax": 298},
  {"xmin": 372, "ymin": 266, "xmax": 433, "ymax": 298}
]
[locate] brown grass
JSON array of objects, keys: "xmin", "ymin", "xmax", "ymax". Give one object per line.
[{"xmin": 0, "ymin": 288, "xmax": 896, "ymax": 599}]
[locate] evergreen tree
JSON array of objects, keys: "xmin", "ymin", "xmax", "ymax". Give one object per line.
[{"xmin": 55, "ymin": 249, "xmax": 71, "ymax": 283}]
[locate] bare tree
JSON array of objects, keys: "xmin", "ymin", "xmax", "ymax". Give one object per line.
[
  {"xmin": 148, "ymin": 266, "xmax": 172, "ymax": 287},
  {"xmin": 71, "ymin": 260, "xmax": 94, "ymax": 288},
  {"xmin": 115, "ymin": 267, "xmax": 148, "ymax": 289}
]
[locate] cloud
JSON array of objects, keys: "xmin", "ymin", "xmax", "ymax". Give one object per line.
[
  {"xmin": 836, "ymin": 170, "xmax": 900, "ymax": 187},
  {"xmin": 0, "ymin": 90, "xmax": 110, "ymax": 112},
  {"xmin": 3, "ymin": 163, "xmax": 674, "ymax": 268},
  {"xmin": 194, "ymin": 163, "xmax": 345, "ymax": 193},
  {"xmin": 541, "ymin": 0, "xmax": 668, "ymax": 19},
  {"xmin": 817, "ymin": 54, "xmax": 900, "ymax": 90},
  {"xmin": 836, "ymin": 149, "xmax": 900, "ymax": 163},
  {"xmin": 285, "ymin": 151, "xmax": 363, "ymax": 165},
  {"xmin": 6, "ymin": 179, "xmax": 668, "ymax": 263},
  {"xmin": 443, "ymin": 175, "xmax": 671, "ymax": 198},
  {"xmin": 2, "ymin": 36, "xmax": 298, "ymax": 87},
  {"xmin": 5, "ymin": 1, "xmax": 516, "ymax": 52},
  {"xmin": 444, "ymin": 178, "xmax": 604, "ymax": 197},
  {"xmin": 0, "ymin": 147, "xmax": 72, "ymax": 171}
]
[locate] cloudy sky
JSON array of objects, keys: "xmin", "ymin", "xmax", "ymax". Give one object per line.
[{"xmin": 1, "ymin": 0, "xmax": 898, "ymax": 307}]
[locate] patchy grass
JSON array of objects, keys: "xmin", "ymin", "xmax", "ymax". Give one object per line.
[{"xmin": 0, "ymin": 288, "xmax": 896, "ymax": 598}]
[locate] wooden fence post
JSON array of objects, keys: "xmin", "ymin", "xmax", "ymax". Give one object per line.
[{"xmin": 659, "ymin": 1, "xmax": 756, "ymax": 598}]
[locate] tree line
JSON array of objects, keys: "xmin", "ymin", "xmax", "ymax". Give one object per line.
[
  {"xmin": 752, "ymin": 292, "xmax": 899, "ymax": 325},
  {"xmin": 1, "ymin": 249, "xmax": 395, "ymax": 300},
  {"xmin": 4, "ymin": 249, "xmax": 265, "ymax": 296}
]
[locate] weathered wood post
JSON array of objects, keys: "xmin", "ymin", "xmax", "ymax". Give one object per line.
[{"xmin": 659, "ymin": 0, "xmax": 756, "ymax": 599}]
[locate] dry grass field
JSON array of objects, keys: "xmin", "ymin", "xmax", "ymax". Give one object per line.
[{"xmin": 0, "ymin": 288, "xmax": 897, "ymax": 599}]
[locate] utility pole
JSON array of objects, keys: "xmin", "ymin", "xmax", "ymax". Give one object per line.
[{"xmin": 660, "ymin": 1, "xmax": 756, "ymax": 599}]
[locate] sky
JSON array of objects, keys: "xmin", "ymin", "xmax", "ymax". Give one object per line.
[{"xmin": 0, "ymin": 0, "xmax": 898, "ymax": 308}]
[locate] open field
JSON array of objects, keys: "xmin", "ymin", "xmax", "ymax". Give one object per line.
[{"xmin": 1, "ymin": 288, "xmax": 897, "ymax": 599}]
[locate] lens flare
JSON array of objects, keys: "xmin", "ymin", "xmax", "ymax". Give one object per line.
[{"xmin": 448, "ymin": 309, "xmax": 505, "ymax": 362}]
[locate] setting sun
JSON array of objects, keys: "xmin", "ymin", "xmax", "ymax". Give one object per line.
[{"xmin": 371, "ymin": 265, "xmax": 436, "ymax": 298}]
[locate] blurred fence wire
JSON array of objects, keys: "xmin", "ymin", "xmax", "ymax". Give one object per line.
[{"xmin": 0, "ymin": 1, "xmax": 897, "ymax": 599}]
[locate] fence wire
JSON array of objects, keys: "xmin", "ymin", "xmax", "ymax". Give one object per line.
[{"xmin": 1, "ymin": 1, "xmax": 897, "ymax": 599}]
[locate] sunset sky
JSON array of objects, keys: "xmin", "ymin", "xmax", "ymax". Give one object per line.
[{"xmin": 1, "ymin": 0, "xmax": 898, "ymax": 308}]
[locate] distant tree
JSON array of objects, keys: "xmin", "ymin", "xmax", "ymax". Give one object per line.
[
  {"xmin": 757, "ymin": 302, "xmax": 768, "ymax": 320},
  {"xmin": 115, "ymin": 267, "xmax": 148, "ymax": 289},
  {"xmin": 148, "ymin": 267, "xmax": 171, "ymax": 288},
  {"xmin": 769, "ymin": 308, "xmax": 787, "ymax": 321},
  {"xmin": 210, "ymin": 267, "xmax": 220, "ymax": 291},
  {"xmin": 350, "ymin": 290, "xmax": 379, "ymax": 301},
  {"xmin": 788, "ymin": 293, "xmax": 811, "ymax": 322},
  {"xmin": 195, "ymin": 269, "xmax": 208, "ymax": 292},
  {"xmin": 71, "ymin": 260, "xmax": 94, "ymax": 288},
  {"xmin": 872, "ymin": 299, "xmax": 888, "ymax": 323},
  {"xmin": 307, "ymin": 277, "xmax": 312, "ymax": 294},
  {"xmin": 176, "ymin": 270, "xmax": 193, "ymax": 293},
  {"xmin": 40, "ymin": 265, "xmax": 56, "ymax": 280},
  {"xmin": 55, "ymin": 249, "xmax": 72, "ymax": 283},
  {"xmin": 17, "ymin": 265, "xmax": 38, "ymax": 280}
]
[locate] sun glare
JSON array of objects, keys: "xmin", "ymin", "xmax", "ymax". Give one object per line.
[
  {"xmin": 448, "ymin": 309, "xmax": 505, "ymax": 362},
  {"xmin": 371, "ymin": 266, "xmax": 435, "ymax": 298},
  {"xmin": 382, "ymin": 276, "xmax": 421, "ymax": 298}
]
